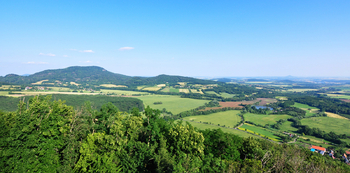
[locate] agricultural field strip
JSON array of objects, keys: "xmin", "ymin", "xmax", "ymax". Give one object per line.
[
  {"xmin": 239, "ymin": 124, "xmax": 280, "ymax": 141},
  {"xmin": 300, "ymin": 117, "xmax": 350, "ymax": 136},
  {"xmin": 244, "ymin": 113, "xmax": 292, "ymax": 125},
  {"xmin": 183, "ymin": 110, "xmax": 242, "ymax": 128}
]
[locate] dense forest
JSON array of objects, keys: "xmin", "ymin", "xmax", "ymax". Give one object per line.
[
  {"xmin": 0, "ymin": 95, "xmax": 144, "ymax": 112},
  {"xmin": 0, "ymin": 96, "xmax": 349, "ymax": 172}
]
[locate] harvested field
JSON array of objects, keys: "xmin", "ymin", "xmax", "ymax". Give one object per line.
[
  {"xmin": 190, "ymin": 89, "xmax": 203, "ymax": 94},
  {"xmin": 325, "ymin": 112, "xmax": 348, "ymax": 120},
  {"xmin": 157, "ymin": 84, "xmax": 166, "ymax": 87},
  {"xmin": 100, "ymin": 84, "xmax": 127, "ymax": 88},
  {"xmin": 32, "ymin": 79, "xmax": 49, "ymax": 85},
  {"xmin": 142, "ymin": 87, "xmax": 161, "ymax": 91},
  {"xmin": 70, "ymin": 82, "xmax": 80, "ymax": 86},
  {"xmin": 255, "ymin": 98, "xmax": 277, "ymax": 105}
]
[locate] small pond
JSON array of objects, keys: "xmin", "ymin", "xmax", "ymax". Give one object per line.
[{"xmin": 252, "ymin": 105, "xmax": 273, "ymax": 110}]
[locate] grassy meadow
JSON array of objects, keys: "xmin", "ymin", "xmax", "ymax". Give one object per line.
[
  {"xmin": 240, "ymin": 124, "xmax": 281, "ymax": 141},
  {"xmin": 301, "ymin": 117, "xmax": 350, "ymax": 135},
  {"xmin": 179, "ymin": 120, "xmax": 258, "ymax": 138},
  {"xmin": 244, "ymin": 113, "xmax": 292, "ymax": 125},
  {"xmin": 292, "ymin": 102, "xmax": 319, "ymax": 117},
  {"xmin": 183, "ymin": 110, "xmax": 242, "ymax": 128},
  {"xmin": 326, "ymin": 94, "xmax": 350, "ymax": 100},
  {"xmin": 137, "ymin": 95, "xmax": 208, "ymax": 114},
  {"xmin": 287, "ymin": 89, "xmax": 318, "ymax": 92}
]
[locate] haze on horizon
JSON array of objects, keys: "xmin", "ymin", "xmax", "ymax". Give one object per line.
[{"xmin": 1, "ymin": 1, "xmax": 349, "ymax": 77}]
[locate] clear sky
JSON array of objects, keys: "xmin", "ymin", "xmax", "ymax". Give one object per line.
[{"xmin": 1, "ymin": 0, "xmax": 349, "ymax": 77}]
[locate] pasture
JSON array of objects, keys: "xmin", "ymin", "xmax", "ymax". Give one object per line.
[
  {"xmin": 137, "ymin": 95, "xmax": 208, "ymax": 114},
  {"xmin": 179, "ymin": 89, "xmax": 189, "ymax": 93},
  {"xmin": 301, "ymin": 117, "xmax": 350, "ymax": 135},
  {"xmin": 161, "ymin": 87, "xmax": 179, "ymax": 93},
  {"xmin": 279, "ymin": 121, "xmax": 298, "ymax": 132},
  {"xmin": 220, "ymin": 92, "xmax": 236, "ymax": 98},
  {"xmin": 275, "ymin": 96, "xmax": 288, "ymax": 100},
  {"xmin": 70, "ymin": 82, "xmax": 80, "ymax": 86},
  {"xmin": 183, "ymin": 110, "xmax": 242, "ymax": 128},
  {"xmin": 244, "ymin": 113, "xmax": 292, "ymax": 125},
  {"xmin": 179, "ymin": 121, "xmax": 258, "ymax": 138},
  {"xmin": 205, "ymin": 91, "xmax": 220, "ymax": 96},
  {"xmin": 326, "ymin": 94, "xmax": 350, "ymax": 100},
  {"xmin": 240, "ymin": 124, "xmax": 281, "ymax": 141},
  {"xmin": 292, "ymin": 102, "xmax": 318, "ymax": 109}
]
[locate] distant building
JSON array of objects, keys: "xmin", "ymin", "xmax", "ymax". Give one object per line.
[
  {"xmin": 25, "ymin": 86, "xmax": 32, "ymax": 90},
  {"xmin": 310, "ymin": 145, "xmax": 326, "ymax": 155}
]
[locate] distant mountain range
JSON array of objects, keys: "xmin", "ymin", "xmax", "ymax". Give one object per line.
[{"xmin": 0, "ymin": 66, "xmax": 217, "ymax": 86}]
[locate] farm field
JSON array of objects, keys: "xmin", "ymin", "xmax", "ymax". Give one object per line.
[
  {"xmin": 300, "ymin": 117, "xmax": 350, "ymax": 136},
  {"xmin": 47, "ymin": 87, "xmax": 71, "ymax": 91},
  {"xmin": 161, "ymin": 87, "xmax": 179, "ymax": 93},
  {"xmin": 244, "ymin": 113, "xmax": 292, "ymax": 125},
  {"xmin": 279, "ymin": 121, "xmax": 298, "ymax": 132},
  {"xmin": 240, "ymin": 124, "xmax": 281, "ymax": 141},
  {"xmin": 179, "ymin": 89, "xmax": 189, "ymax": 93},
  {"xmin": 219, "ymin": 92, "xmax": 236, "ymax": 98},
  {"xmin": 325, "ymin": 112, "xmax": 348, "ymax": 120},
  {"xmin": 275, "ymin": 96, "xmax": 288, "ymax": 100},
  {"xmin": 100, "ymin": 84, "xmax": 127, "ymax": 88},
  {"xmin": 100, "ymin": 89, "xmax": 147, "ymax": 95},
  {"xmin": 287, "ymin": 89, "xmax": 318, "ymax": 92},
  {"xmin": 0, "ymin": 91, "xmax": 9, "ymax": 96},
  {"xmin": 326, "ymin": 94, "xmax": 350, "ymax": 100},
  {"xmin": 10, "ymin": 91, "xmax": 99, "ymax": 96},
  {"xmin": 183, "ymin": 110, "xmax": 242, "ymax": 128},
  {"xmin": 137, "ymin": 95, "xmax": 208, "ymax": 114},
  {"xmin": 142, "ymin": 86, "xmax": 161, "ymax": 91},
  {"xmin": 292, "ymin": 102, "xmax": 319, "ymax": 116},
  {"xmin": 205, "ymin": 91, "xmax": 220, "ymax": 96},
  {"xmin": 292, "ymin": 102, "xmax": 318, "ymax": 109},
  {"xmin": 180, "ymin": 121, "xmax": 258, "ymax": 139},
  {"xmin": 190, "ymin": 89, "xmax": 203, "ymax": 94},
  {"xmin": 70, "ymin": 82, "xmax": 80, "ymax": 86},
  {"xmin": 245, "ymin": 82, "xmax": 272, "ymax": 84},
  {"xmin": 32, "ymin": 79, "xmax": 48, "ymax": 85}
]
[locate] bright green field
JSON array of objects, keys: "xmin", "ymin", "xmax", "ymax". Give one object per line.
[
  {"xmin": 205, "ymin": 91, "xmax": 220, "ymax": 96},
  {"xmin": 292, "ymin": 102, "xmax": 318, "ymax": 109},
  {"xmin": 137, "ymin": 95, "xmax": 208, "ymax": 114},
  {"xmin": 220, "ymin": 92, "xmax": 236, "ymax": 98},
  {"xmin": 100, "ymin": 89, "xmax": 147, "ymax": 95},
  {"xmin": 279, "ymin": 121, "xmax": 299, "ymax": 132},
  {"xmin": 244, "ymin": 113, "xmax": 292, "ymax": 125},
  {"xmin": 183, "ymin": 110, "xmax": 242, "ymax": 128},
  {"xmin": 161, "ymin": 87, "xmax": 179, "ymax": 93},
  {"xmin": 180, "ymin": 121, "xmax": 258, "ymax": 139},
  {"xmin": 0, "ymin": 91, "xmax": 9, "ymax": 96},
  {"xmin": 301, "ymin": 117, "xmax": 350, "ymax": 135},
  {"xmin": 240, "ymin": 124, "xmax": 281, "ymax": 140}
]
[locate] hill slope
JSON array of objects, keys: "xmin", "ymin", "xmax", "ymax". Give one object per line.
[{"xmin": 0, "ymin": 66, "xmax": 217, "ymax": 86}]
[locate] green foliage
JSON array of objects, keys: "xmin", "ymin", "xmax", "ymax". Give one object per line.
[{"xmin": 1, "ymin": 96, "xmax": 350, "ymax": 172}]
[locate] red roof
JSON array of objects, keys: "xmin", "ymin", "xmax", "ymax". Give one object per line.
[{"xmin": 311, "ymin": 145, "xmax": 326, "ymax": 151}]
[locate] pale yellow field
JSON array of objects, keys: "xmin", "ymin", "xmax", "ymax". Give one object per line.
[
  {"xmin": 0, "ymin": 91, "xmax": 9, "ymax": 96},
  {"xmin": 190, "ymin": 89, "xmax": 203, "ymax": 94},
  {"xmin": 157, "ymin": 84, "xmax": 166, "ymax": 87},
  {"xmin": 70, "ymin": 82, "xmax": 80, "ymax": 86},
  {"xmin": 137, "ymin": 86, "xmax": 145, "ymax": 90},
  {"xmin": 287, "ymin": 89, "xmax": 318, "ymax": 92},
  {"xmin": 178, "ymin": 82, "xmax": 186, "ymax": 86},
  {"xmin": 12, "ymin": 91, "xmax": 99, "ymax": 96},
  {"xmin": 142, "ymin": 87, "xmax": 161, "ymax": 91},
  {"xmin": 100, "ymin": 89, "xmax": 148, "ymax": 95},
  {"xmin": 179, "ymin": 89, "xmax": 189, "ymax": 93},
  {"xmin": 255, "ymin": 87, "xmax": 263, "ymax": 89},
  {"xmin": 326, "ymin": 112, "xmax": 348, "ymax": 120},
  {"xmin": 32, "ymin": 79, "xmax": 48, "ymax": 85},
  {"xmin": 100, "ymin": 84, "xmax": 127, "ymax": 88}
]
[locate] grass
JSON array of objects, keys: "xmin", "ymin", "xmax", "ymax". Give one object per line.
[
  {"xmin": 161, "ymin": 87, "xmax": 179, "ymax": 93},
  {"xmin": 275, "ymin": 96, "xmax": 288, "ymax": 100},
  {"xmin": 178, "ymin": 120, "xmax": 258, "ymax": 139},
  {"xmin": 205, "ymin": 91, "xmax": 220, "ymax": 96},
  {"xmin": 239, "ymin": 124, "xmax": 280, "ymax": 141},
  {"xmin": 100, "ymin": 89, "xmax": 147, "ymax": 95},
  {"xmin": 301, "ymin": 117, "xmax": 350, "ymax": 135},
  {"xmin": 287, "ymin": 89, "xmax": 318, "ymax": 92},
  {"xmin": 220, "ymin": 92, "xmax": 236, "ymax": 98},
  {"xmin": 292, "ymin": 102, "xmax": 318, "ymax": 109},
  {"xmin": 137, "ymin": 95, "xmax": 208, "ymax": 114},
  {"xmin": 244, "ymin": 113, "xmax": 292, "ymax": 125},
  {"xmin": 280, "ymin": 121, "xmax": 299, "ymax": 132},
  {"xmin": 70, "ymin": 82, "xmax": 80, "ymax": 86},
  {"xmin": 326, "ymin": 94, "xmax": 350, "ymax": 100},
  {"xmin": 179, "ymin": 89, "xmax": 189, "ymax": 93},
  {"xmin": 0, "ymin": 91, "xmax": 9, "ymax": 96},
  {"xmin": 47, "ymin": 87, "xmax": 71, "ymax": 91},
  {"xmin": 183, "ymin": 110, "xmax": 242, "ymax": 128},
  {"xmin": 325, "ymin": 112, "xmax": 348, "ymax": 120}
]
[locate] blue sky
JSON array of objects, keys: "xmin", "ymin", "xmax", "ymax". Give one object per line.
[{"xmin": 1, "ymin": 0, "xmax": 349, "ymax": 77}]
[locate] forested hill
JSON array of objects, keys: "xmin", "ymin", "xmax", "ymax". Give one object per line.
[{"xmin": 0, "ymin": 66, "xmax": 217, "ymax": 86}]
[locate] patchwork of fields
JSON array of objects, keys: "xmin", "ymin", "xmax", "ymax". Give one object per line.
[
  {"xmin": 244, "ymin": 113, "xmax": 292, "ymax": 125},
  {"xmin": 301, "ymin": 117, "xmax": 350, "ymax": 135},
  {"xmin": 137, "ymin": 95, "xmax": 208, "ymax": 114}
]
